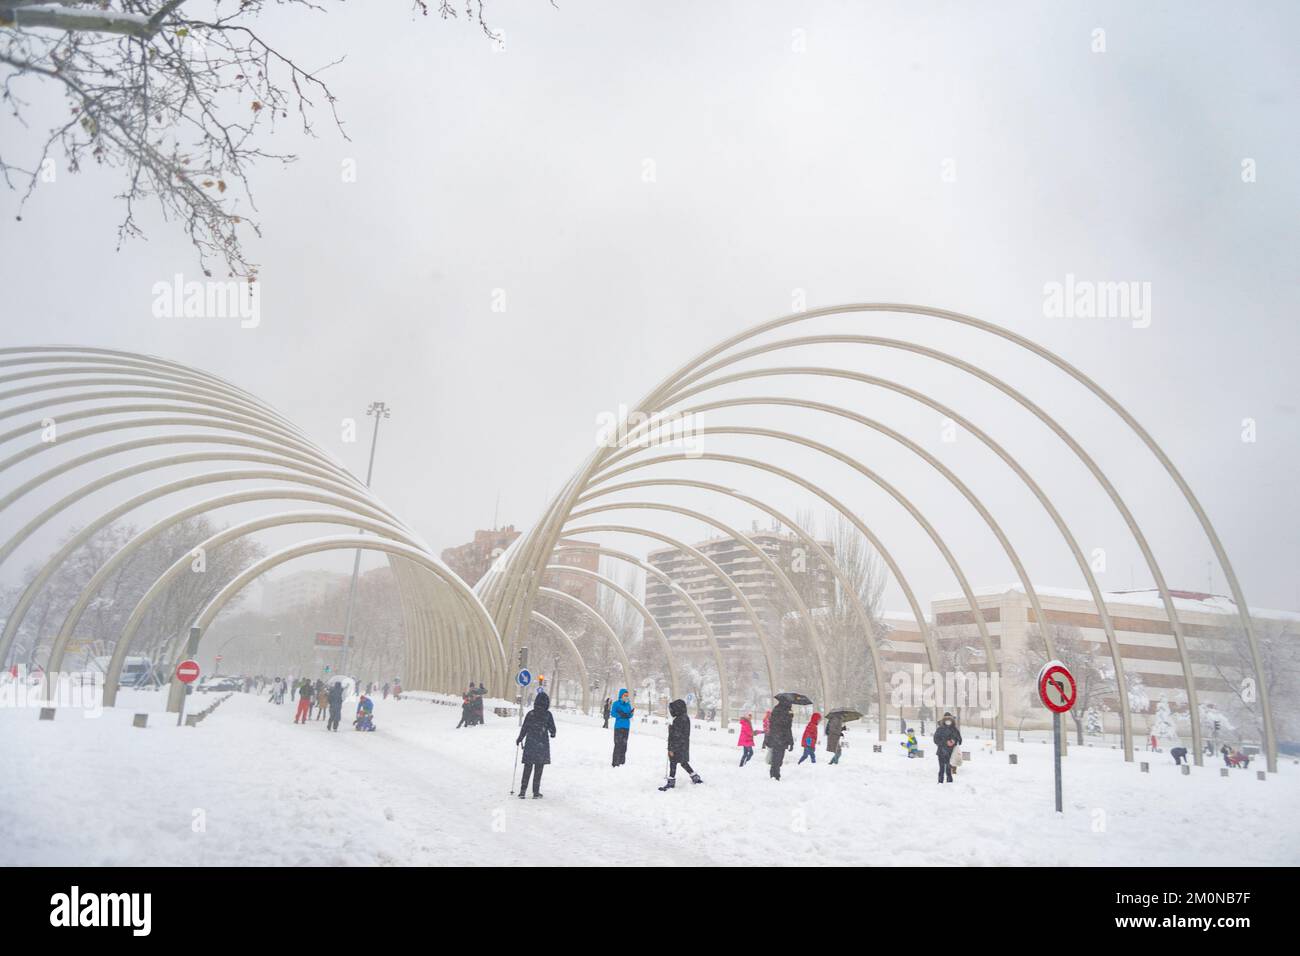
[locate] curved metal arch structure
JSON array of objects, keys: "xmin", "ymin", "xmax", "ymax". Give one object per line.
[
  {"xmin": 2, "ymin": 308, "xmax": 1275, "ymax": 773},
  {"xmin": 463, "ymin": 304, "xmax": 1274, "ymax": 772},
  {"xmin": 529, "ymin": 610, "xmax": 592, "ymax": 714},
  {"xmin": 534, "ymin": 586, "xmax": 635, "ymax": 693},
  {"xmin": 553, "ymin": 544, "xmax": 731, "ymax": 732},
  {"xmin": 0, "ymin": 349, "xmax": 505, "ymax": 707}
]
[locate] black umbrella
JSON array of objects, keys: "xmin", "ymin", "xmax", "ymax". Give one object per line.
[
  {"xmin": 774, "ymin": 692, "xmax": 813, "ymax": 706},
  {"xmin": 825, "ymin": 709, "xmax": 863, "ymax": 723}
]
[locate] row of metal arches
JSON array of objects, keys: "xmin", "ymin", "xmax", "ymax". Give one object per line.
[
  {"xmin": 1, "ymin": 305, "xmax": 1276, "ymax": 773},
  {"xmin": 469, "ymin": 304, "xmax": 1277, "ymax": 772},
  {"xmin": 0, "ymin": 347, "xmax": 507, "ymax": 707}
]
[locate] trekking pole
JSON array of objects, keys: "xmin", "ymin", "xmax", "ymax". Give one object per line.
[{"xmin": 510, "ymin": 741, "xmax": 521, "ymax": 795}]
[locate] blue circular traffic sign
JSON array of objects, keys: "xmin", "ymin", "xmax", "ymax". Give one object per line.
[{"xmin": 516, "ymin": 668, "xmax": 532, "ymax": 687}]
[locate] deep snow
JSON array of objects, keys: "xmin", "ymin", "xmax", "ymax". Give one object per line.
[{"xmin": 0, "ymin": 688, "xmax": 1295, "ymax": 866}]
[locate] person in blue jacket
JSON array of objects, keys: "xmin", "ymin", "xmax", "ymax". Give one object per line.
[{"xmin": 610, "ymin": 688, "xmax": 634, "ymax": 767}]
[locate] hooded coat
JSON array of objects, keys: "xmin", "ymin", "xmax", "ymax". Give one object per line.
[
  {"xmin": 825, "ymin": 714, "xmax": 844, "ymax": 752},
  {"xmin": 517, "ymin": 691, "xmax": 557, "ymax": 764},
  {"xmin": 667, "ymin": 698, "xmax": 690, "ymax": 761},
  {"xmin": 767, "ymin": 701, "xmax": 794, "ymax": 750},
  {"xmin": 801, "ymin": 713, "xmax": 822, "ymax": 748},
  {"xmin": 737, "ymin": 717, "xmax": 756, "ymax": 748},
  {"xmin": 933, "ymin": 715, "xmax": 962, "ymax": 757},
  {"xmin": 610, "ymin": 689, "xmax": 634, "ymax": 730}
]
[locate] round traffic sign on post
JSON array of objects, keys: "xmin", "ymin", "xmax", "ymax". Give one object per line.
[
  {"xmin": 515, "ymin": 668, "xmax": 532, "ymax": 688},
  {"xmin": 1037, "ymin": 661, "xmax": 1077, "ymax": 713},
  {"xmin": 175, "ymin": 660, "xmax": 201, "ymax": 684}
]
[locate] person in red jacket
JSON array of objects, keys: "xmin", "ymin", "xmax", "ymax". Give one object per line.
[{"xmin": 797, "ymin": 712, "xmax": 821, "ymax": 764}]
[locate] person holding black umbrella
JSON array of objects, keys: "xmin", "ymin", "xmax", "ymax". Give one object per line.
[
  {"xmin": 826, "ymin": 713, "xmax": 846, "ymax": 765},
  {"xmin": 766, "ymin": 696, "xmax": 795, "ymax": 780},
  {"xmin": 933, "ymin": 711, "xmax": 962, "ymax": 783}
]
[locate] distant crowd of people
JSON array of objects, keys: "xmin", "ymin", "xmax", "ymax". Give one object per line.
[{"xmin": 257, "ymin": 674, "xmax": 399, "ymax": 732}]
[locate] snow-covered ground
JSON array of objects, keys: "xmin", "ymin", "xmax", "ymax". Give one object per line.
[{"xmin": 1, "ymin": 689, "xmax": 1296, "ymax": 866}]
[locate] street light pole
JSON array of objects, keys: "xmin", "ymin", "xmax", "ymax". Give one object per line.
[{"xmin": 340, "ymin": 402, "xmax": 389, "ymax": 680}]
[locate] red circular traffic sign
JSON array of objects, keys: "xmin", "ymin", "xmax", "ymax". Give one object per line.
[
  {"xmin": 175, "ymin": 659, "xmax": 201, "ymax": 684},
  {"xmin": 1037, "ymin": 662, "xmax": 1076, "ymax": 713}
]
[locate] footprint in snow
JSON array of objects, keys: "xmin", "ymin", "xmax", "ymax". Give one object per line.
[{"xmin": 383, "ymin": 807, "xmax": 395, "ymax": 821}]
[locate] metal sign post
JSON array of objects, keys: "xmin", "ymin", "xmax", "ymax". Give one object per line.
[
  {"xmin": 1037, "ymin": 660, "xmax": 1077, "ymax": 814},
  {"xmin": 175, "ymin": 659, "xmax": 201, "ymax": 726},
  {"xmin": 510, "ymin": 647, "xmax": 530, "ymax": 795}
]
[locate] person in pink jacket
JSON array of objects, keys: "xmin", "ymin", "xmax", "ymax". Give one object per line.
[{"xmin": 737, "ymin": 714, "xmax": 758, "ymax": 766}]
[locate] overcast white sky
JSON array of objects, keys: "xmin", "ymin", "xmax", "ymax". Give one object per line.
[{"xmin": 1, "ymin": 1, "xmax": 1297, "ymax": 616}]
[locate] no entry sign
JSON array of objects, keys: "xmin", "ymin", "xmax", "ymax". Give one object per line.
[
  {"xmin": 175, "ymin": 659, "xmax": 201, "ymax": 684},
  {"xmin": 1036, "ymin": 660, "xmax": 1076, "ymax": 813},
  {"xmin": 1037, "ymin": 662, "xmax": 1076, "ymax": 713}
]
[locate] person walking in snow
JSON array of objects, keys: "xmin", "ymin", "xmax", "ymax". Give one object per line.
[
  {"xmin": 315, "ymin": 683, "xmax": 328, "ymax": 721},
  {"xmin": 516, "ymin": 690, "xmax": 556, "ymax": 799},
  {"xmin": 382, "ymin": 682, "xmax": 390, "ymax": 700},
  {"xmin": 825, "ymin": 713, "xmax": 846, "ymax": 765},
  {"xmin": 659, "ymin": 698, "xmax": 703, "ymax": 790},
  {"xmin": 456, "ymin": 684, "xmax": 474, "ymax": 728},
  {"xmin": 933, "ymin": 711, "xmax": 961, "ymax": 783},
  {"xmin": 737, "ymin": 713, "xmax": 757, "ymax": 766},
  {"xmin": 294, "ymin": 677, "xmax": 313, "ymax": 724},
  {"xmin": 798, "ymin": 711, "xmax": 822, "ymax": 764},
  {"xmin": 766, "ymin": 698, "xmax": 795, "ymax": 781},
  {"xmin": 326, "ymin": 680, "xmax": 344, "ymax": 732},
  {"xmin": 601, "ymin": 697, "xmax": 612, "ymax": 729},
  {"xmin": 471, "ymin": 681, "xmax": 483, "ymax": 723},
  {"xmin": 610, "ymin": 688, "xmax": 634, "ymax": 767}
]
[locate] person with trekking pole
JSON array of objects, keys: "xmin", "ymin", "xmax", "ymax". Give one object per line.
[{"xmin": 515, "ymin": 690, "xmax": 556, "ymax": 799}]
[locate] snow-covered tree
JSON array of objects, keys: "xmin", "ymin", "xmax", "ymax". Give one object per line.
[
  {"xmin": 1152, "ymin": 697, "xmax": 1177, "ymax": 741},
  {"xmin": 1, "ymin": 1, "xmax": 508, "ymax": 275}
]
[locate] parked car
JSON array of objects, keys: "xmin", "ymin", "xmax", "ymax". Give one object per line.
[{"xmin": 199, "ymin": 676, "xmax": 244, "ymax": 693}]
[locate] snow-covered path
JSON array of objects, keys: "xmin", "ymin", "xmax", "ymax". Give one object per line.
[{"xmin": 1, "ymin": 689, "xmax": 1297, "ymax": 866}]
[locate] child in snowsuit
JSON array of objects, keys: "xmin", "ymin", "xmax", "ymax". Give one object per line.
[
  {"xmin": 737, "ymin": 714, "xmax": 757, "ymax": 766},
  {"xmin": 901, "ymin": 729, "xmax": 921, "ymax": 757},
  {"xmin": 354, "ymin": 694, "xmax": 375, "ymax": 731},
  {"xmin": 516, "ymin": 690, "xmax": 557, "ymax": 799},
  {"xmin": 933, "ymin": 712, "xmax": 961, "ymax": 782},
  {"xmin": 798, "ymin": 712, "xmax": 821, "ymax": 764},
  {"xmin": 659, "ymin": 698, "xmax": 702, "ymax": 790}
]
